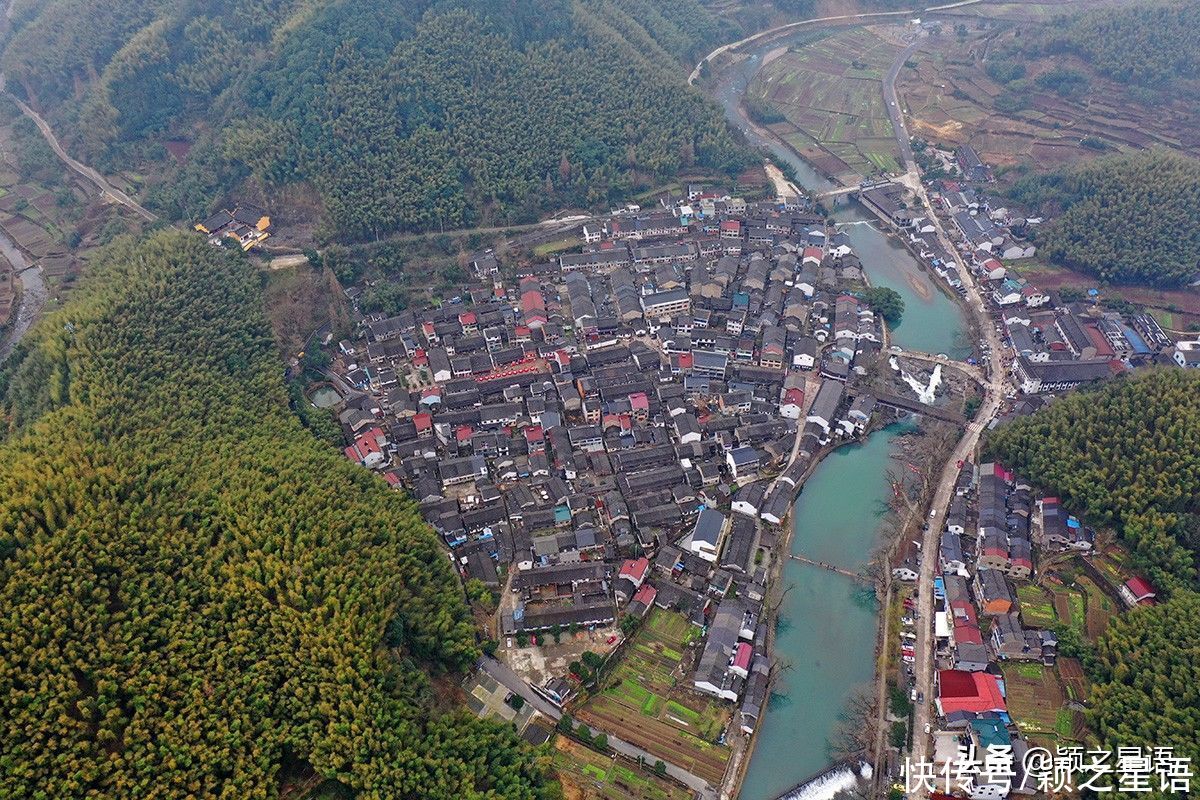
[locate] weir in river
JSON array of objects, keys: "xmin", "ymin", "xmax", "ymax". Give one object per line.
[{"xmin": 705, "ymin": 30, "xmax": 972, "ymax": 799}]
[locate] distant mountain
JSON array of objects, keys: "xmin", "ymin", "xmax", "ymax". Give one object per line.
[{"xmin": 2, "ymin": 0, "xmax": 751, "ymax": 239}]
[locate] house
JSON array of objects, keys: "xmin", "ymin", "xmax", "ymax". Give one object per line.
[
  {"xmin": 694, "ymin": 598, "xmax": 748, "ymax": 700},
  {"xmin": 726, "ymin": 446, "xmax": 761, "ymax": 480},
  {"xmin": 1173, "ymin": 341, "xmax": 1200, "ymax": 368},
  {"xmin": 793, "ymin": 336, "xmax": 818, "ymax": 370},
  {"xmin": 1013, "ymin": 356, "xmax": 1114, "ymax": 394},
  {"xmin": 614, "ymin": 557, "xmax": 650, "ymax": 604},
  {"xmin": 344, "ymin": 427, "xmax": 388, "ymax": 469},
  {"xmin": 974, "ymin": 568, "xmax": 1015, "ymax": 616},
  {"xmin": 641, "ymin": 288, "xmax": 691, "ymax": 319},
  {"xmin": 1119, "ymin": 577, "xmax": 1157, "ymax": 608},
  {"xmin": 682, "ymin": 507, "xmax": 728, "ymax": 562},
  {"xmin": 956, "ymin": 145, "xmax": 989, "ymax": 182},
  {"xmin": 732, "ymin": 482, "xmax": 767, "ymax": 517},
  {"xmin": 195, "ymin": 205, "xmax": 272, "ymax": 250},
  {"xmin": 991, "ymin": 613, "xmax": 1043, "ymax": 661},
  {"xmin": 780, "ymin": 387, "xmax": 804, "ymax": 419},
  {"xmin": 935, "ymin": 669, "xmax": 1006, "ymax": 716},
  {"xmin": 806, "ymin": 380, "xmax": 844, "ymax": 436}
]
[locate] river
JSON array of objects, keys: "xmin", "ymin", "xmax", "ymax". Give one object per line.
[
  {"xmin": 705, "ymin": 32, "xmax": 969, "ymax": 800},
  {"xmin": 0, "ymin": 227, "xmax": 45, "ymax": 361},
  {"xmin": 709, "ymin": 43, "xmax": 970, "ymax": 360},
  {"xmin": 740, "ymin": 426, "xmax": 912, "ymax": 800}
]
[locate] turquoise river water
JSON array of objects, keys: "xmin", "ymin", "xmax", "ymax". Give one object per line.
[{"xmin": 706, "ymin": 33, "xmax": 970, "ymax": 799}]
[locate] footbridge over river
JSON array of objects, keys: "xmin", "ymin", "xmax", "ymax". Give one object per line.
[{"xmin": 876, "ymin": 392, "xmax": 967, "ymax": 426}]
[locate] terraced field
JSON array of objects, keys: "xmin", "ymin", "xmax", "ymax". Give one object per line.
[
  {"xmin": 1015, "ymin": 583, "xmax": 1056, "ymax": 628},
  {"xmin": 748, "ymin": 27, "xmax": 903, "ymax": 182},
  {"xmin": 574, "ymin": 609, "xmax": 731, "ymax": 786},
  {"xmin": 553, "ymin": 738, "xmax": 692, "ymax": 800},
  {"xmin": 898, "ymin": 20, "xmax": 1200, "ymax": 173}
]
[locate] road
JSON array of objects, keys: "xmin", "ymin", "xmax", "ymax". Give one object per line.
[
  {"xmin": 897, "ymin": 126, "xmax": 1008, "ymax": 800},
  {"xmin": 687, "ymin": 0, "xmax": 983, "ymax": 84},
  {"xmin": 871, "ymin": 22, "xmax": 1011, "ymax": 788},
  {"xmin": 883, "ymin": 40, "xmax": 922, "ymax": 175},
  {"xmin": 7, "ymin": 93, "xmax": 159, "ymax": 223},
  {"xmin": 479, "ymin": 657, "xmax": 719, "ymax": 800}
]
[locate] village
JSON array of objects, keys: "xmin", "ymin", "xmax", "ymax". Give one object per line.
[{"xmin": 292, "ymin": 140, "xmax": 1194, "ymax": 799}]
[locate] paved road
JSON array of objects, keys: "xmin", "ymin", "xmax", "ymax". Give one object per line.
[
  {"xmin": 688, "ymin": 0, "xmax": 983, "ymax": 85},
  {"xmin": 872, "ymin": 20, "xmax": 1013, "ymax": 785},
  {"xmin": 479, "ymin": 657, "xmax": 719, "ymax": 800},
  {"xmin": 7, "ymin": 93, "xmax": 159, "ymax": 223},
  {"xmin": 902, "ymin": 154, "xmax": 1008, "ymax": 800},
  {"xmin": 883, "ymin": 40, "xmax": 922, "ymax": 174}
]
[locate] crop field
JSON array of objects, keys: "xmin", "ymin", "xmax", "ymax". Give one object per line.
[
  {"xmin": 1075, "ymin": 577, "xmax": 1114, "ymax": 642},
  {"xmin": 748, "ymin": 27, "xmax": 902, "ymax": 181},
  {"xmin": 553, "ymin": 738, "xmax": 692, "ymax": 800},
  {"xmin": 1057, "ymin": 657, "xmax": 1090, "ymax": 704},
  {"xmin": 898, "ymin": 21, "xmax": 1200, "ymax": 175},
  {"xmin": 1003, "ymin": 662, "xmax": 1069, "ymax": 745},
  {"xmin": 1015, "ymin": 584, "xmax": 1056, "ymax": 628},
  {"xmin": 1050, "ymin": 586, "xmax": 1086, "ymax": 637},
  {"xmin": 575, "ymin": 609, "xmax": 730, "ymax": 786}
]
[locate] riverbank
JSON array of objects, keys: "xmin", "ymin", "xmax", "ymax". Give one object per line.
[
  {"xmin": 0, "ymin": 225, "xmax": 44, "ymax": 361},
  {"xmin": 739, "ymin": 421, "xmax": 922, "ymax": 800},
  {"xmin": 703, "ymin": 23, "xmax": 984, "ymax": 799}
]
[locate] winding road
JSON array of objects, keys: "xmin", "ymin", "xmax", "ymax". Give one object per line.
[
  {"xmin": 6, "ymin": 94, "xmax": 158, "ymax": 223},
  {"xmin": 688, "ymin": 0, "xmax": 984, "ymax": 85}
]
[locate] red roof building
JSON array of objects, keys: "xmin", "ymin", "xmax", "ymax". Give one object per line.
[
  {"xmin": 413, "ymin": 412, "xmax": 433, "ymax": 437},
  {"xmin": 802, "ymin": 246, "xmax": 823, "ymax": 264},
  {"xmin": 935, "ymin": 670, "xmax": 1006, "ymax": 716},
  {"xmin": 619, "ymin": 557, "xmax": 650, "ymax": 586},
  {"xmin": 1121, "ymin": 577, "xmax": 1157, "ymax": 606},
  {"xmin": 731, "ymin": 642, "xmax": 753, "ymax": 677},
  {"xmin": 344, "ymin": 426, "xmax": 387, "ymax": 466},
  {"xmin": 631, "ymin": 582, "xmax": 657, "ymax": 608},
  {"xmin": 950, "ymin": 599, "xmax": 983, "ymax": 645}
]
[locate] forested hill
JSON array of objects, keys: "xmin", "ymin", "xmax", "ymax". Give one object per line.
[
  {"xmin": 1, "ymin": 0, "xmax": 750, "ymax": 240},
  {"xmin": 0, "ymin": 233, "xmax": 554, "ymax": 798},
  {"xmin": 1005, "ymin": 149, "xmax": 1200, "ymax": 287},
  {"xmin": 986, "ymin": 369, "xmax": 1200, "ymax": 593},
  {"xmin": 1020, "ymin": 2, "xmax": 1200, "ymax": 98}
]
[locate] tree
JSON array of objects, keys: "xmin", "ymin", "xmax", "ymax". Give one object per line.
[
  {"xmin": 0, "ymin": 232, "xmax": 553, "ymax": 799},
  {"xmin": 1088, "ymin": 592, "xmax": 1200, "ymax": 768},
  {"xmin": 592, "ymin": 733, "xmax": 608, "ymax": 751},
  {"xmin": 5, "ymin": 1, "xmax": 750, "ymax": 241},
  {"xmin": 1005, "ymin": 149, "xmax": 1200, "ymax": 287},
  {"xmin": 986, "ymin": 369, "xmax": 1200, "ymax": 588},
  {"xmin": 861, "ymin": 286, "xmax": 904, "ymax": 324},
  {"xmin": 654, "ymin": 760, "xmax": 667, "ymax": 776},
  {"xmin": 558, "ymin": 714, "xmax": 574, "ymax": 734}
]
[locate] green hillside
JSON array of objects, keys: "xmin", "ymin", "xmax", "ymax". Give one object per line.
[
  {"xmin": 1, "ymin": 0, "xmax": 749, "ymax": 240},
  {"xmin": 1006, "ymin": 149, "xmax": 1200, "ymax": 287},
  {"xmin": 0, "ymin": 232, "xmax": 553, "ymax": 799},
  {"xmin": 986, "ymin": 369, "xmax": 1200, "ymax": 590}
]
